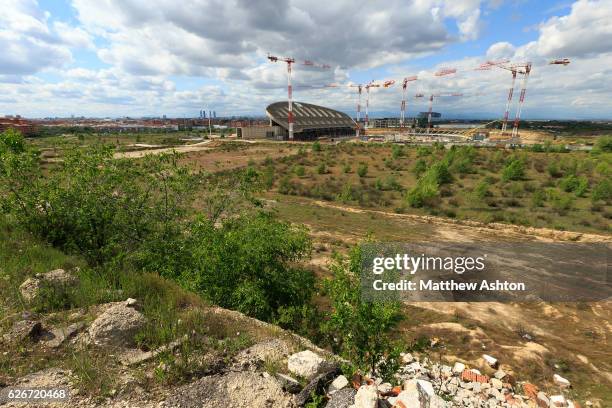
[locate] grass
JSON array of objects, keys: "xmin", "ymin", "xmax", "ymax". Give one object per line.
[{"xmin": 248, "ymin": 142, "xmax": 611, "ymax": 234}]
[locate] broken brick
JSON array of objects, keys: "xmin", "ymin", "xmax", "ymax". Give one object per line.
[
  {"xmin": 461, "ymin": 369, "xmax": 489, "ymax": 384},
  {"xmin": 522, "ymin": 383, "xmax": 538, "ymax": 400}
]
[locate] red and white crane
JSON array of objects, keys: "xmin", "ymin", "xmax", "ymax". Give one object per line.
[
  {"xmin": 400, "ymin": 76, "xmax": 418, "ymax": 127},
  {"xmin": 267, "ymin": 54, "xmax": 331, "ymax": 140},
  {"xmin": 415, "ymin": 92, "xmax": 463, "ymax": 133}
]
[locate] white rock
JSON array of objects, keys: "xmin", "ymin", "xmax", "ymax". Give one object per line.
[
  {"xmin": 287, "ymin": 350, "xmax": 324, "ymax": 379},
  {"xmin": 125, "ymin": 298, "xmax": 137, "ymax": 307},
  {"xmin": 537, "ymin": 392, "xmax": 549, "ymax": 407},
  {"xmin": 409, "ymin": 361, "xmax": 422, "ymax": 371},
  {"xmin": 550, "ymin": 394, "xmax": 568, "ymax": 407},
  {"xmin": 403, "ymin": 379, "xmax": 418, "ymax": 392},
  {"xmin": 402, "ymin": 353, "xmax": 414, "ymax": 364},
  {"xmin": 483, "ymin": 354, "xmax": 498, "ymax": 368},
  {"xmin": 88, "ymin": 302, "xmax": 146, "ymax": 347},
  {"xmin": 553, "ymin": 374, "xmax": 571, "ymax": 388},
  {"xmin": 354, "ymin": 384, "xmax": 378, "ymax": 408},
  {"xmin": 377, "ymin": 382, "xmax": 392, "ymax": 394},
  {"xmin": 494, "ymin": 369, "xmax": 507, "ymax": 380},
  {"xmin": 417, "ymin": 380, "xmax": 435, "ymax": 408},
  {"xmin": 394, "ymin": 389, "xmax": 420, "ymax": 408},
  {"xmin": 490, "ymin": 378, "xmax": 503, "ymax": 390},
  {"xmin": 470, "ymin": 369, "xmax": 482, "ymax": 375},
  {"xmin": 329, "ymin": 375, "xmax": 349, "ymax": 394}
]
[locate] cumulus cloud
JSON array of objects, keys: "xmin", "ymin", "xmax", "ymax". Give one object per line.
[{"xmin": 0, "ymin": 0, "xmax": 93, "ymax": 76}]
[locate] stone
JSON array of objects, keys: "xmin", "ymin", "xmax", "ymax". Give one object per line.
[
  {"xmin": 417, "ymin": 380, "xmax": 435, "ymax": 408},
  {"xmin": 275, "ymin": 373, "xmax": 301, "ymax": 394},
  {"xmin": 296, "ymin": 365, "xmax": 340, "ymax": 406},
  {"xmin": 483, "ymin": 354, "xmax": 498, "ymax": 368},
  {"xmin": 494, "ymin": 370, "xmax": 507, "ymax": 380},
  {"xmin": 550, "ymin": 394, "xmax": 568, "ymax": 407},
  {"xmin": 354, "ymin": 384, "xmax": 378, "ymax": 408},
  {"xmin": 393, "ymin": 389, "xmax": 420, "ymax": 408},
  {"xmin": 377, "ymin": 382, "xmax": 392, "ymax": 395},
  {"xmin": 491, "ymin": 378, "xmax": 503, "ymax": 390},
  {"xmin": 19, "ymin": 269, "xmax": 78, "ymax": 303},
  {"xmin": 45, "ymin": 322, "xmax": 84, "ymax": 348},
  {"xmin": 522, "ymin": 383, "xmax": 538, "ymax": 400},
  {"xmin": 329, "ymin": 375, "xmax": 350, "ymax": 394},
  {"xmin": 403, "ymin": 379, "xmax": 418, "ymax": 392},
  {"xmin": 88, "ymin": 301, "xmax": 146, "ymax": 347},
  {"xmin": 553, "ymin": 374, "xmax": 571, "ymax": 388},
  {"xmin": 2, "ymin": 319, "xmax": 42, "ymax": 343},
  {"xmin": 401, "ymin": 353, "xmax": 414, "ymax": 364},
  {"xmin": 125, "ymin": 298, "xmax": 138, "ymax": 307},
  {"xmin": 287, "ymin": 350, "xmax": 325, "ymax": 379},
  {"xmin": 325, "ymin": 387, "xmax": 356, "ymax": 408},
  {"xmin": 536, "ymin": 392, "xmax": 550, "ymax": 408}
]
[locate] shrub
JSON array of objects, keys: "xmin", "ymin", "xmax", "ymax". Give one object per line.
[
  {"xmin": 547, "ymin": 162, "xmax": 563, "ymax": 178},
  {"xmin": 322, "ymin": 247, "xmax": 403, "ymax": 378},
  {"xmin": 474, "ymin": 180, "xmax": 490, "ymax": 200},
  {"xmin": 180, "ymin": 213, "xmax": 313, "ymax": 322},
  {"xmin": 595, "ymin": 136, "xmax": 612, "ymax": 152},
  {"xmin": 559, "ymin": 174, "xmax": 580, "ymax": 192},
  {"xmin": 592, "ymin": 179, "xmax": 611, "ymax": 202},
  {"xmin": 430, "ymin": 161, "xmax": 452, "ymax": 184},
  {"xmin": 294, "ymin": 165, "xmax": 306, "ymax": 177},
  {"xmin": 357, "ymin": 163, "xmax": 368, "ymax": 178},
  {"xmin": 416, "ymin": 146, "xmax": 432, "ymax": 157},
  {"xmin": 316, "ymin": 163, "xmax": 327, "ymax": 174},
  {"xmin": 1, "ymin": 139, "xmax": 194, "ymax": 265},
  {"xmin": 413, "ymin": 159, "xmax": 427, "ymax": 178},
  {"xmin": 502, "ymin": 158, "xmax": 525, "ymax": 181},
  {"xmin": 312, "ymin": 141, "xmax": 321, "ymax": 152},
  {"xmin": 391, "ymin": 144, "xmax": 404, "ymax": 160},
  {"xmin": 406, "ymin": 178, "xmax": 439, "ymax": 208},
  {"xmin": 342, "ymin": 163, "xmax": 351, "ymax": 173},
  {"xmin": 530, "ymin": 190, "xmax": 546, "ymax": 207}
]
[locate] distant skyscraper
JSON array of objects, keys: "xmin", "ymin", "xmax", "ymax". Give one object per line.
[
  {"xmin": 213, "ymin": 111, "xmax": 216, "ymax": 118},
  {"xmin": 203, "ymin": 110, "xmax": 206, "ymax": 119}
]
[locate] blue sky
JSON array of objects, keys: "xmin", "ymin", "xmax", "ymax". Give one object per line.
[{"xmin": 1, "ymin": 0, "xmax": 611, "ymax": 119}]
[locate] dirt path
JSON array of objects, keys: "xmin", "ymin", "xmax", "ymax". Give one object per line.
[{"xmin": 114, "ymin": 140, "xmax": 214, "ymax": 158}]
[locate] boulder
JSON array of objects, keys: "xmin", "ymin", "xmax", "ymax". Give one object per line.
[
  {"xmin": 45, "ymin": 322, "xmax": 84, "ymax": 348},
  {"xmin": 553, "ymin": 374, "xmax": 571, "ymax": 388},
  {"xmin": 19, "ymin": 269, "xmax": 78, "ymax": 303},
  {"xmin": 490, "ymin": 378, "xmax": 503, "ymax": 390},
  {"xmin": 401, "ymin": 353, "xmax": 414, "ymax": 364},
  {"xmin": 325, "ymin": 388, "xmax": 356, "ymax": 408},
  {"xmin": 353, "ymin": 384, "xmax": 378, "ymax": 408},
  {"xmin": 288, "ymin": 350, "xmax": 325, "ymax": 379},
  {"xmin": 494, "ymin": 369, "xmax": 507, "ymax": 380},
  {"xmin": 329, "ymin": 375, "xmax": 349, "ymax": 394},
  {"xmin": 2, "ymin": 319, "xmax": 42, "ymax": 343},
  {"xmin": 88, "ymin": 301, "xmax": 146, "ymax": 347}
]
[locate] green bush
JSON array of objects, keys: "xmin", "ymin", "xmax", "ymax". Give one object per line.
[
  {"xmin": 474, "ymin": 180, "xmax": 490, "ymax": 200},
  {"xmin": 413, "ymin": 159, "xmax": 427, "ymax": 178},
  {"xmin": 391, "ymin": 144, "xmax": 404, "ymax": 160},
  {"xmin": 322, "ymin": 247, "xmax": 403, "ymax": 378},
  {"xmin": 406, "ymin": 178, "xmax": 439, "ymax": 208},
  {"xmin": 416, "ymin": 146, "xmax": 432, "ymax": 157},
  {"xmin": 531, "ymin": 190, "xmax": 546, "ymax": 208},
  {"xmin": 294, "ymin": 165, "xmax": 306, "ymax": 177},
  {"xmin": 1, "ymin": 139, "xmax": 194, "ymax": 265},
  {"xmin": 357, "ymin": 163, "xmax": 368, "ymax": 178},
  {"xmin": 502, "ymin": 158, "xmax": 525, "ymax": 181},
  {"xmin": 592, "ymin": 179, "xmax": 611, "ymax": 202},
  {"xmin": 547, "ymin": 162, "xmax": 563, "ymax": 178},
  {"xmin": 312, "ymin": 141, "xmax": 321, "ymax": 152},
  {"xmin": 317, "ymin": 163, "xmax": 327, "ymax": 174},
  {"xmin": 595, "ymin": 136, "xmax": 612, "ymax": 152}
]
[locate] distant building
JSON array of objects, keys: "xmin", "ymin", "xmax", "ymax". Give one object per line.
[
  {"xmin": 237, "ymin": 101, "xmax": 356, "ymax": 140},
  {"xmin": 417, "ymin": 112, "xmax": 442, "ymax": 120}
]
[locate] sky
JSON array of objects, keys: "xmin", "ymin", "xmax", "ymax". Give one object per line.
[{"xmin": 0, "ymin": 0, "xmax": 611, "ymax": 119}]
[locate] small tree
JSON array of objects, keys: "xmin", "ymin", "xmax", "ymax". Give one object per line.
[{"xmin": 312, "ymin": 141, "xmax": 322, "ymax": 152}]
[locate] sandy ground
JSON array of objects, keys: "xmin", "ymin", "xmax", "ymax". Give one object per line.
[{"xmin": 114, "ymin": 140, "xmax": 214, "ymax": 158}]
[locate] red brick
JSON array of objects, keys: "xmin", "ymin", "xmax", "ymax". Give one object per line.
[{"xmin": 461, "ymin": 369, "xmax": 490, "ymax": 383}]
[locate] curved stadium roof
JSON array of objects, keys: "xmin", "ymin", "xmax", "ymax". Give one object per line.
[{"xmin": 266, "ymin": 101, "xmax": 355, "ymax": 133}]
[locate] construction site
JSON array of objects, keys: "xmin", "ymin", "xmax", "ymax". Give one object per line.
[{"xmin": 239, "ymin": 55, "xmax": 574, "ymax": 145}]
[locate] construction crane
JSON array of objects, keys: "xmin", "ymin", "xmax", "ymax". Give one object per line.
[
  {"xmin": 364, "ymin": 81, "xmax": 380, "ymax": 129},
  {"xmin": 267, "ymin": 53, "xmax": 331, "ymax": 140},
  {"xmin": 415, "ymin": 92, "xmax": 462, "ymax": 133},
  {"xmin": 484, "ymin": 58, "xmax": 569, "ymax": 138},
  {"xmin": 400, "ymin": 76, "xmax": 418, "ymax": 127},
  {"xmin": 349, "ymin": 84, "xmax": 365, "ymax": 137}
]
